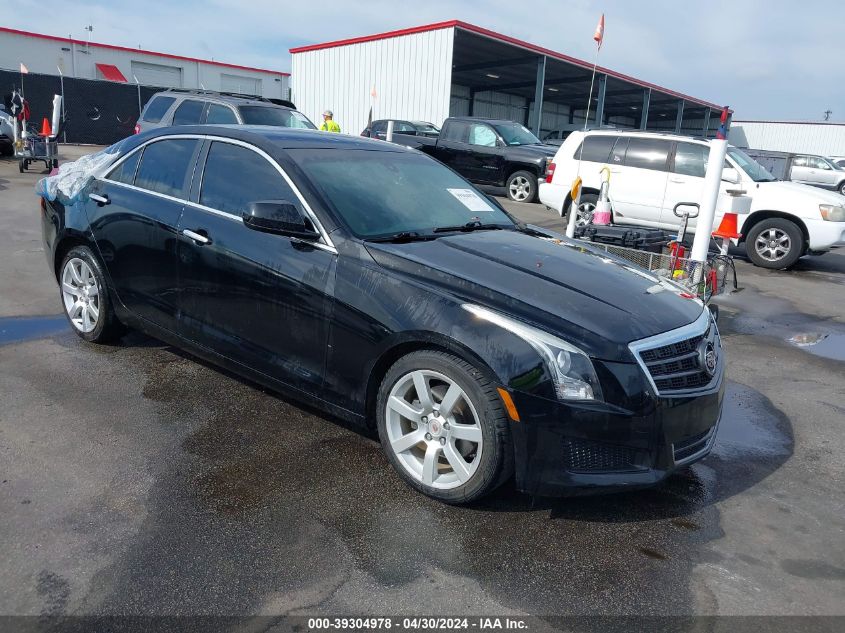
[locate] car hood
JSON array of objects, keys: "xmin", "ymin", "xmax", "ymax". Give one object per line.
[
  {"xmin": 365, "ymin": 230, "xmax": 704, "ymax": 360},
  {"xmin": 754, "ymin": 179, "xmax": 845, "ymax": 204},
  {"xmin": 508, "ymin": 143, "xmax": 558, "ymax": 158}
]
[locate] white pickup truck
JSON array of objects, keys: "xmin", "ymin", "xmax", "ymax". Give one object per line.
[{"xmin": 539, "ymin": 130, "xmax": 845, "ymax": 269}]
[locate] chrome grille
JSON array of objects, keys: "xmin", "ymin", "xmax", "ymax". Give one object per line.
[{"xmin": 629, "ymin": 311, "xmax": 721, "ymax": 396}]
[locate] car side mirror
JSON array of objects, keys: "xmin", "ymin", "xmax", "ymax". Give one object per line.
[
  {"xmin": 242, "ymin": 200, "xmax": 320, "ymax": 241},
  {"xmin": 721, "ymin": 167, "xmax": 741, "ymax": 184}
]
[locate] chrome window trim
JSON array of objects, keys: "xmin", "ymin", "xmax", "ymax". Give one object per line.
[
  {"xmin": 628, "ymin": 309, "xmax": 722, "ymax": 397},
  {"xmin": 99, "ymin": 133, "xmax": 337, "ymax": 254}
]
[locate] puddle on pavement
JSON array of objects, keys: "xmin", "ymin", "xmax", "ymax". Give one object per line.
[
  {"xmin": 787, "ymin": 332, "xmax": 845, "ymax": 362},
  {"xmin": 712, "ymin": 382, "xmax": 792, "ymax": 460},
  {"xmin": 0, "ymin": 314, "xmax": 68, "ymax": 345}
]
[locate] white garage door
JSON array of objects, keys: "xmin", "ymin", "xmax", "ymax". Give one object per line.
[
  {"xmin": 131, "ymin": 61, "xmax": 183, "ymax": 88},
  {"xmin": 220, "ymin": 73, "xmax": 261, "ymax": 95}
]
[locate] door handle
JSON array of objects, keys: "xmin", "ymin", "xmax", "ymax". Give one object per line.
[
  {"xmin": 669, "ymin": 178, "xmax": 685, "ymax": 183},
  {"xmin": 89, "ymin": 193, "xmax": 110, "ymax": 205},
  {"xmin": 182, "ymin": 229, "xmax": 210, "ymax": 245}
]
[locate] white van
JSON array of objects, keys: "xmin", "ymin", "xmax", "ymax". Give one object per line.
[{"xmin": 538, "ymin": 130, "xmax": 845, "ymax": 269}]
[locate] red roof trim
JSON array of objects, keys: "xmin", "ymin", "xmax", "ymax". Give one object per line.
[
  {"xmin": 1, "ymin": 26, "xmax": 290, "ymax": 76},
  {"xmin": 95, "ymin": 63, "xmax": 127, "ymax": 82},
  {"xmin": 732, "ymin": 120, "xmax": 845, "ymax": 126},
  {"xmin": 289, "ymin": 19, "xmax": 723, "ymax": 110}
]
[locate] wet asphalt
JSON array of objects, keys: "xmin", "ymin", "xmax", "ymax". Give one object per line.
[{"xmin": 0, "ymin": 148, "xmax": 843, "ymax": 621}]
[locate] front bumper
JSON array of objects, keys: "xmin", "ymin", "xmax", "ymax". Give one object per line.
[{"xmin": 805, "ymin": 217, "xmax": 845, "ymax": 251}]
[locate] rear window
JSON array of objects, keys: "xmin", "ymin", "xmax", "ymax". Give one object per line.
[
  {"xmin": 574, "ymin": 135, "xmax": 618, "ymax": 163},
  {"xmin": 172, "ymin": 100, "xmax": 205, "ymax": 125},
  {"xmin": 623, "ymin": 138, "xmax": 671, "ymax": 171},
  {"xmin": 238, "ymin": 106, "xmax": 316, "ymax": 129},
  {"xmin": 206, "ymin": 104, "xmax": 238, "ymax": 124},
  {"xmin": 134, "ymin": 139, "xmax": 199, "ymax": 198},
  {"xmin": 141, "ymin": 96, "xmax": 175, "ymax": 123}
]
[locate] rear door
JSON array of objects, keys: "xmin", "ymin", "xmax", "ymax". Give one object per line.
[
  {"xmin": 789, "ymin": 155, "xmax": 812, "ymax": 184},
  {"xmin": 86, "ymin": 137, "xmax": 201, "ymax": 332},
  {"xmin": 177, "ymin": 139, "xmax": 336, "ymax": 391},
  {"xmin": 433, "ymin": 121, "xmax": 470, "ymax": 174},
  {"xmin": 608, "ymin": 137, "xmax": 671, "ymax": 226},
  {"xmin": 464, "ymin": 122, "xmax": 505, "ymax": 184}
]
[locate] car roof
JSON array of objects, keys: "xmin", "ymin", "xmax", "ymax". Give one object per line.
[
  {"xmin": 135, "ymin": 124, "xmax": 406, "ymax": 152},
  {"xmin": 447, "ymin": 117, "xmax": 520, "ymax": 125},
  {"xmin": 578, "ymin": 129, "xmax": 711, "ymax": 143},
  {"xmin": 154, "ymin": 89, "xmax": 292, "ymax": 109}
]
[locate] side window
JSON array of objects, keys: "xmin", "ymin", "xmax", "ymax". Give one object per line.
[
  {"xmin": 609, "ymin": 137, "xmax": 628, "ymax": 164},
  {"xmin": 575, "ymin": 135, "xmax": 618, "ymax": 163},
  {"xmin": 172, "ymin": 100, "xmax": 205, "ymax": 125},
  {"xmin": 141, "ymin": 96, "xmax": 175, "ymax": 123},
  {"xmin": 624, "ymin": 138, "xmax": 671, "ymax": 171},
  {"xmin": 106, "ymin": 150, "xmax": 142, "ymax": 185},
  {"xmin": 810, "ymin": 156, "xmax": 831, "ymax": 170},
  {"xmin": 792, "ymin": 156, "xmax": 807, "ymax": 167},
  {"xmin": 442, "ymin": 121, "xmax": 468, "ymax": 142},
  {"xmin": 673, "ymin": 142, "xmax": 709, "ymax": 178},
  {"xmin": 200, "ymin": 142, "xmax": 301, "ymax": 216},
  {"xmin": 206, "ymin": 104, "xmax": 238, "ymax": 125},
  {"xmin": 468, "ymin": 124, "xmax": 497, "ymax": 147},
  {"xmin": 371, "ymin": 121, "xmax": 387, "ymax": 138},
  {"xmin": 394, "ymin": 121, "xmax": 416, "ymax": 133},
  {"xmin": 134, "ymin": 139, "xmax": 199, "ymax": 198}
]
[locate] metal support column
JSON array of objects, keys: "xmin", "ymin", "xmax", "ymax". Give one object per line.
[
  {"xmin": 530, "ymin": 56, "xmax": 546, "ymax": 135},
  {"xmin": 640, "ymin": 89, "xmax": 651, "ymax": 130},
  {"xmin": 702, "ymin": 109, "xmax": 711, "ymax": 137},
  {"xmin": 674, "ymin": 100, "xmax": 685, "ymax": 133},
  {"xmin": 594, "ymin": 74, "xmax": 607, "ymax": 126},
  {"xmin": 468, "ymin": 88, "xmax": 476, "ymax": 116}
]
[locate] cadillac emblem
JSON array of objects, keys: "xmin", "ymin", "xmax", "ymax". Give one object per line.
[{"xmin": 702, "ymin": 341, "xmax": 718, "ymax": 376}]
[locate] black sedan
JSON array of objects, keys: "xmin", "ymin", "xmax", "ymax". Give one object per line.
[{"xmin": 40, "ymin": 126, "xmax": 725, "ymax": 504}]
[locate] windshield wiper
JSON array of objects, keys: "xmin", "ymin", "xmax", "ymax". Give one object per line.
[
  {"xmin": 365, "ymin": 231, "xmax": 438, "ymax": 243},
  {"xmin": 433, "ymin": 221, "xmax": 505, "ymax": 234}
]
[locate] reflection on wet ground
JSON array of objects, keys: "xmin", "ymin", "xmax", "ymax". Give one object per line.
[
  {"xmin": 787, "ymin": 332, "xmax": 845, "ymax": 362},
  {"xmin": 0, "ymin": 314, "xmax": 67, "ymax": 345}
]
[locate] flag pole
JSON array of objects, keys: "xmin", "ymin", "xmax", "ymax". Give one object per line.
[{"xmin": 566, "ymin": 15, "xmax": 604, "ymax": 238}]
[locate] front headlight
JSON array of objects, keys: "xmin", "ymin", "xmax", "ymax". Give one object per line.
[
  {"xmin": 462, "ymin": 304, "xmax": 603, "ymax": 401},
  {"xmin": 819, "ymin": 204, "xmax": 845, "ymax": 222}
]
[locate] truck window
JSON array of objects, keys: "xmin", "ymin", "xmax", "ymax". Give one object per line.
[
  {"xmin": 442, "ymin": 121, "xmax": 469, "ymax": 143},
  {"xmin": 468, "ymin": 124, "xmax": 497, "ymax": 147}
]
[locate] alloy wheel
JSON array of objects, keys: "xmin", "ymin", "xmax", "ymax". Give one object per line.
[
  {"xmin": 576, "ymin": 201, "xmax": 596, "ymax": 227},
  {"xmin": 509, "ymin": 176, "xmax": 531, "ymax": 202},
  {"xmin": 754, "ymin": 228, "xmax": 791, "ymax": 262},
  {"xmin": 385, "ymin": 369, "xmax": 483, "ymax": 490},
  {"xmin": 61, "ymin": 257, "xmax": 101, "ymax": 333}
]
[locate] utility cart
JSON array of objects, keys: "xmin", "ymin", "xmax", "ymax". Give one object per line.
[{"xmin": 17, "ymin": 135, "xmax": 59, "ymax": 173}]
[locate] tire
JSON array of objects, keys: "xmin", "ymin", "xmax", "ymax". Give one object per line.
[
  {"xmin": 18, "ymin": 160, "xmax": 25, "ymax": 173},
  {"xmin": 745, "ymin": 218, "xmax": 805, "ymax": 269},
  {"xmin": 376, "ymin": 350, "xmax": 513, "ymax": 504},
  {"xmin": 838, "ymin": 181, "xmax": 845, "ymax": 196},
  {"xmin": 506, "ymin": 170, "xmax": 538, "ymax": 203},
  {"xmin": 58, "ymin": 246, "xmax": 126, "ymax": 343},
  {"xmin": 572, "ymin": 193, "xmax": 599, "ymax": 228}
]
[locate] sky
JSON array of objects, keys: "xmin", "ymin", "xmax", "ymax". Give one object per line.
[{"xmin": 5, "ymin": 0, "xmax": 845, "ymax": 121}]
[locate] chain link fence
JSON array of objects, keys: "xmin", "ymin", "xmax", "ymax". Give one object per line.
[{"xmin": 1, "ymin": 69, "xmax": 161, "ymax": 145}]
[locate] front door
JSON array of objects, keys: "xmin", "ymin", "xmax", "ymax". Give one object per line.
[
  {"xmin": 464, "ymin": 122, "xmax": 504, "ymax": 184},
  {"xmin": 177, "ymin": 139, "xmax": 336, "ymax": 392},
  {"xmin": 86, "ymin": 137, "xmax": 201, "ymax": 332}
]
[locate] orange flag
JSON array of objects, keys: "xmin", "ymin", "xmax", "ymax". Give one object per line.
[{"xmin": 593, "ymin": 14, "xmax": 605, "ymax": 49}]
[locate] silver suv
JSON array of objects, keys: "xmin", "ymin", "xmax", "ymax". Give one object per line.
[{"xmin": 135, "ymin": 89, "xmax": 316, "ymax": 134}]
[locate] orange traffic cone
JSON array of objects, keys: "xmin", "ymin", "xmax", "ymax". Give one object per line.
[
  {"xmin": 40, "ymin": 117, "xmax": 52, "ymax": 137},
  {"xmin": 712, "ymin": 212, "xmax": 742, "ymax": 240}
]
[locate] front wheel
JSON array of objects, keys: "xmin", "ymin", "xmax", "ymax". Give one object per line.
[
  {"xmin": 506, "ymin": 170, "xmax": 538, "ymax": 203},
  {"xmin": 745, "ymin": 218, "xmax": 805, "ymax": 269},
  {"xmin": 838, "ymin": 181, "xmax": 845, "ymax": 196},
  {"xmin": 59, "ymin": 246, "xmax": 126, "ymax": 343},
  {"xmin": 376, "ymin": 350, "xmax": 513, "ymax": 504}
]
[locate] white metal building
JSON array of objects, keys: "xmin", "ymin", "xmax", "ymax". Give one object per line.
[
  {"xmin": 729, "ymin": 121, "xmax": 845, "ymax": 156},
  {"xmin": 291, "ymin": 20, "xmax": 726, "ymax": 138},
  {"xmin": 0, "ymin": 26, "xmax": 290, "ymax": 99}
]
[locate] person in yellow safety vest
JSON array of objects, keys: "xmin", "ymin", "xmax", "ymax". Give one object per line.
[{"xmin": 320, "ymin": 110, "xmax": 341, "ymax": 133}]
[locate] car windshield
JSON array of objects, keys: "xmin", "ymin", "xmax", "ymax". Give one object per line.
[
  {"xmin": 728, "ymin": 148, "xmax": 777, "ymax": 182},
  {"xmin": 238, "ymin": 106, "xmax": 316, "ymax": 129},
  {"xmin": 291, "ymin": 149, "xmax": 516, "ymax": 238},
  {"xmin": 412, "ymin": 121, "xmax": 440, "ymax": 135},
  {"xmin": 493, "ymin": 122, "xmax": 541, "ymax": 146}
]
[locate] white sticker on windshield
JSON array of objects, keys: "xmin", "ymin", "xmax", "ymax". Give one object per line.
[{"xmin": 447, "ymin": 188, "xmax": 494, "ymax": 212}]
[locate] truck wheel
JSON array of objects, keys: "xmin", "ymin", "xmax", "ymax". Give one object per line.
[
  {"xmin": 746, "ymin": 218, "xmax": 804, "ymax": 269},
  {"xmin": 506, "ymin": 170, "xmax": 537, "ymax": 203}
]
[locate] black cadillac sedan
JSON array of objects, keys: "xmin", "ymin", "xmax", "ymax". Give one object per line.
[{"xmin": 40, "ymin": 126, "xmax": 724, "ymax": 504}]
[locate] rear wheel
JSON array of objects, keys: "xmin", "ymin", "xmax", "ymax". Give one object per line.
[
  {"xmin": 838, "ymin": 181, "xmax": 845, "ymax": 196},
  {"xmin": 376, "ymin": 350, "xmax": 513, "ymax": 504},
  {"xmin": 745, "ymin": 218, "xmax": 804, "ymax": 269},
  {"xmin": 506, "ymin": 170, "xmax": 537, "ymax": 203},
  {"xmin": 573, "ymin": 193, "xmax": 599, "ymax": 228},
  {"xmin": 59, "ymin": 246, "xmax": 126, "ymax": 343}
]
